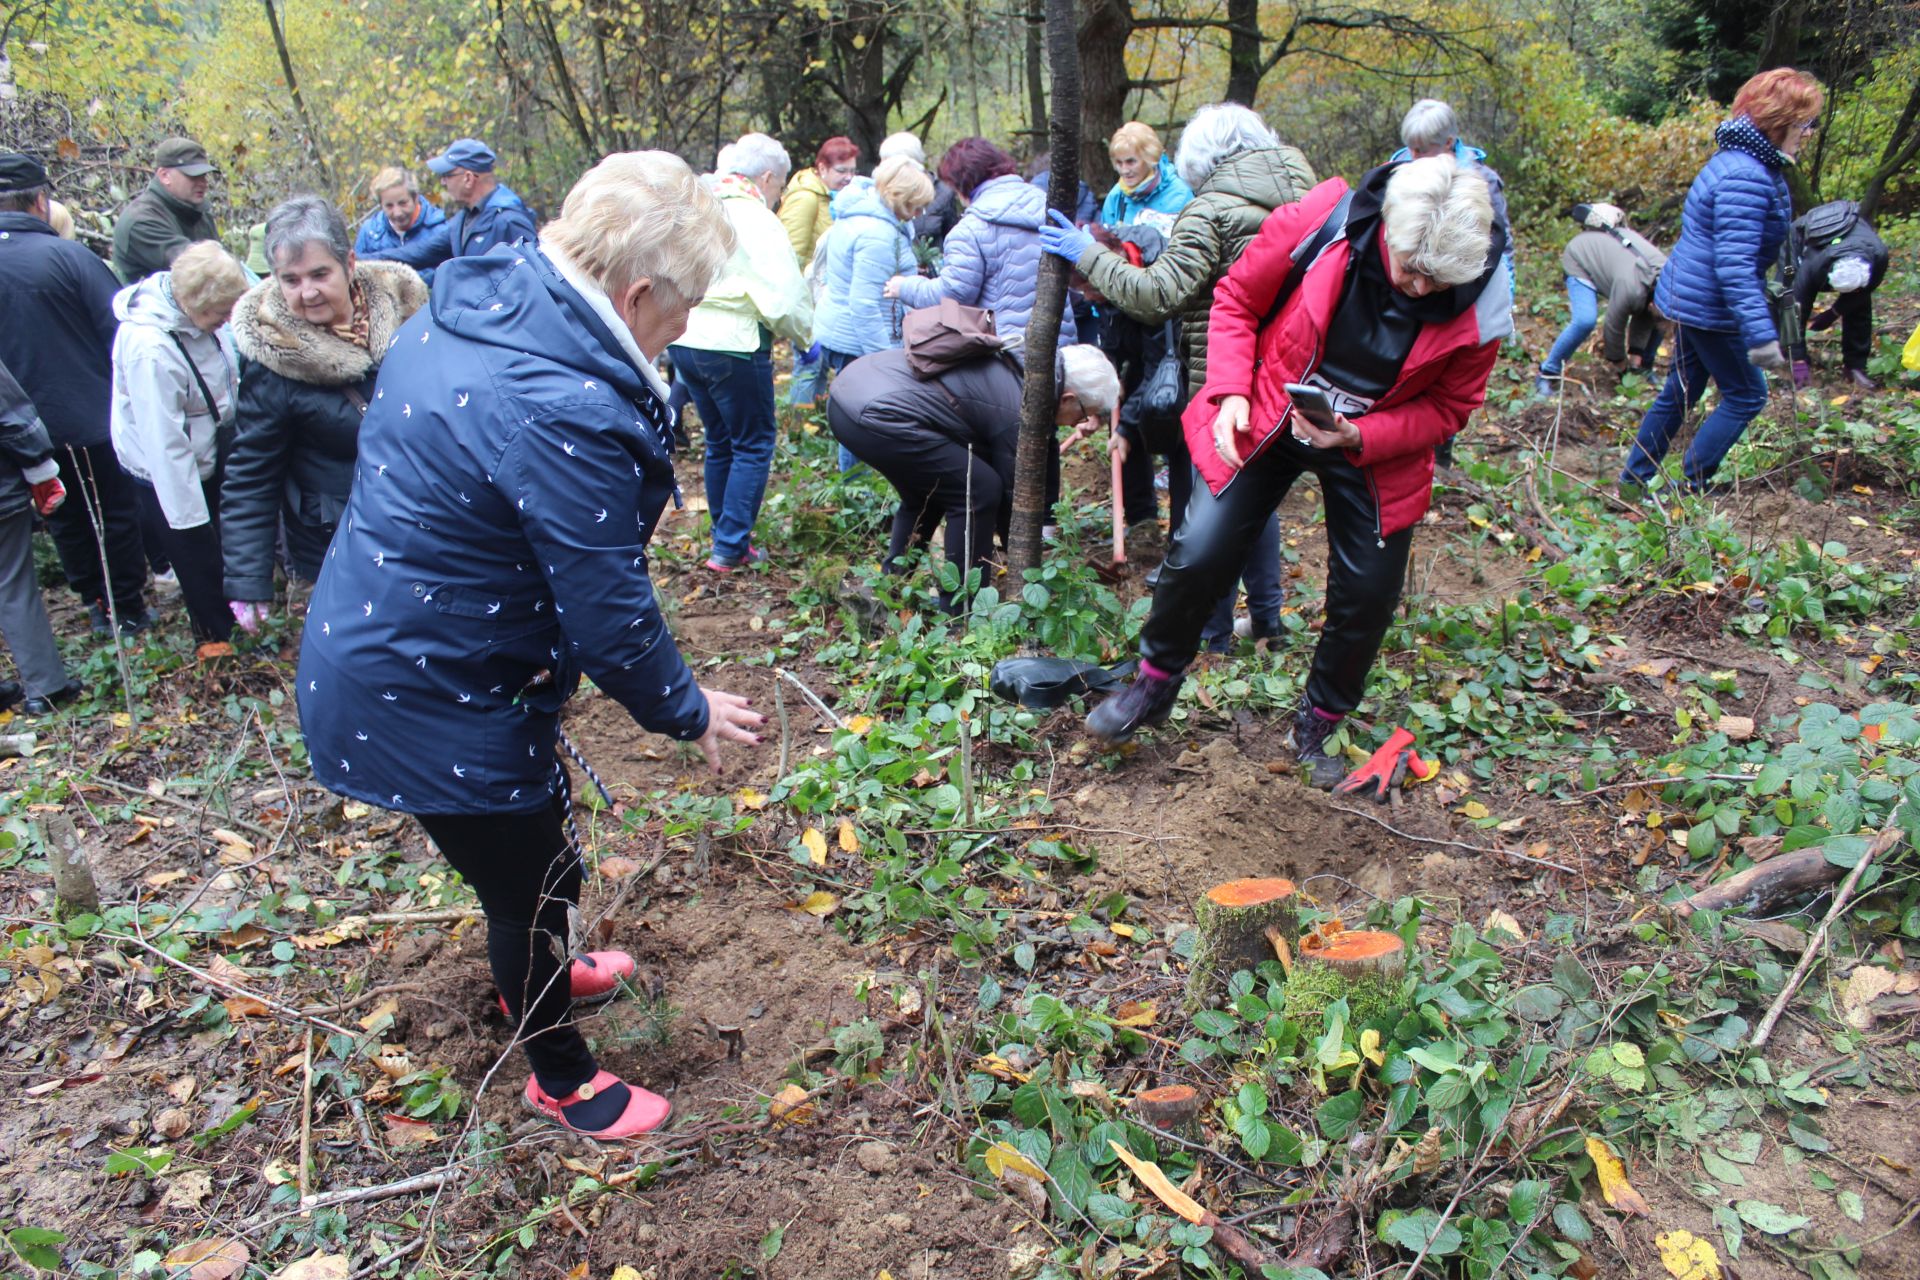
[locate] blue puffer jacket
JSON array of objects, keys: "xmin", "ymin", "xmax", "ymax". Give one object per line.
[
  {"xmin": 296, "ymin": 240, "xmax": 707, "ymax": 815},
  {"xmin": 1653, "ymin": 118, "xmax": 1793, "ymax": 348},
  {"xmin": 1098, "ymin": 155, "xmax": 1194, "ymax": 231},
  {"xmin": 354, "ymin": 201, "xmax": 450, "ymax": 282},
  {"xmin": 894, "ymin": 174, "xmax": 1075, "ymax": 343},
  {"xmin": 812, "ymin": 181, "xmax": 914, "ymax": 357}
]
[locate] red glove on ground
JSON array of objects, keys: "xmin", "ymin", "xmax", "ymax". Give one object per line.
[{"xmin": 1334, "ymin": 727, "xmax": 1438, "ymax": 802}]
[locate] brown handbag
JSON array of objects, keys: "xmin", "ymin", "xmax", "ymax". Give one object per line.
[{"xmin": 900, "ymin": 296, "xmax": 1004, "ymax": 380}]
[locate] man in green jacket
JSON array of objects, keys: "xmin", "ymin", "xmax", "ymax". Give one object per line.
[{"xmin": 111, "ymin": 137, "xmax": 221, "ymax": 284}]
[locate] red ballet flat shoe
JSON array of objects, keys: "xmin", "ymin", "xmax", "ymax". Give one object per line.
[
  {"xmin": 522, "ymin": 1070, "xmax": 672, "ymax": 1139},
  {"xmin": 496, "ymin": 950, "xmax": 639, "ymax": 1018}
]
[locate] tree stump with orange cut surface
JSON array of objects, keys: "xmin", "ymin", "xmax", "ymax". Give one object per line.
[
  {"xmin": 1283, "ymin": 929, "xmax": 1408, "ymax": 1033},
  {"xmin": 1131, "ymin": 1084, "xmax": 1202, "ymax": 1139},
  {"xmin": 1184, "ymin": 877, "xmax": 1297, "ymax": 1010}
]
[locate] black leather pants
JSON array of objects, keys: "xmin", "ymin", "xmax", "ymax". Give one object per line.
[{"xmin": 1138, "ymin": 434, "xmax": 1413, "ymax": 717}]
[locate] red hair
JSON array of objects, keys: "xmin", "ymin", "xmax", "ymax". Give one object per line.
[
  {"xmin": 815, "ymin": 137, "xmax": 859, "ymax": 170},
  {"xmin": 1731, "ymin": 68, "xmax": 1823, "ymax": 147},
  {"xmin": 938, "ymin": 137, "xmax": 1018, "ymax": 199}
]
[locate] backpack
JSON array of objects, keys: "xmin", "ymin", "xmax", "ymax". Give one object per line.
[
  {"xmin": 1800, "ymin": 200, "xmax": 1860, "ymax": 248},
  {"xmin": 901, "ymin": 297, "xmax": 1004, "ymax": 379}
]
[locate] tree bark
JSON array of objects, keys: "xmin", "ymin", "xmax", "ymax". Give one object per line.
[
  {"xmin": 1223, "ymin": 0, "xmax": 1261, "ymax": 104},
  {"xmin": 1132, "ymin": 1084, "xmax": 1201, "ymax": 1137},
  {"xmin": 1185, "ymin": 878, "xmax": 1297, "ymax": 1009},
  {"xmin": 38, "ymin": 812, "xmax": 99, "ymax": 917},
  {"xmin": 1075, "ymin": 0, "xmax": 1132, "ymax": 192},
  {"xmin": 1026, "ymin": 0, "xmax": 1048, "ymax": 146},
  {"xmin": 261, "ymin": 0, "xmax": 334, "ymax": 191},
  {"xmin": 1676, "ymin": 845, "xmax": 1849, "ymax": 918},
  {"xmin": 1859, "ymin": 73, "xmax": 1920, "ymax": 222},
  {"xmin": 1007, "ymin": 0, "xmax": 1081, "ymax": 575}
]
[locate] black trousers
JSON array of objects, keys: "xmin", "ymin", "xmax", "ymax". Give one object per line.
[
  {"xmin": 1120, "ymin": 420, "xmax": 1195, "ymax": 535},
  {"xmin": 133, "ymin": 478, "xmax": 232, "ymax": 643},
  {"xmin": 1791, "ymin": 286, "xmax": 1876, "ymax": 370},
  {"xmin": 45, "ymin": 443, "xmax": 147, "ymax": 615},
  {"xmin": 418, "ymin": 783, "xmax": 595, "ymax": 1095},
  {"xmin": 829, "ymin": 403, "xmax": 1006, "ymax": 581},
  {"xmin": 1140, "ymin": 434, "xmax": 1413, "ymax": 716}
]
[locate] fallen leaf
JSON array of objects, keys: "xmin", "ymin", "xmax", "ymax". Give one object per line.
[
  {"xmin": 382, "ymin": 1115, "xmax": 437, "ymax": 1149},
  {"xmin": 1862, "ymin": 722, "xmax": 1884, "ymax": 743},
  {"xmin": 373, "ymin": 1045, "xmax": 413, "ymax": 1079},
  {"xmin": 844, "ymin": 714, "xmax": 875, "ymax": 735},
  {"xmin": 802, "ymin": 827, "xmax": 828, "ymax": 867},
  {"xmin": 1110, "ymin": 1001, "xmax": 1157, "ymax": 1028},
  {"xmin": 1360, "ymin": 1028, "xmax": 1386, "ymax": 1067},
  {"xmin": 738, "ymin": 788, "xmax": 768, "ymax": 811},
  {"xmin": 1109, "ymin": 922, "xmax": 1136, "ymax": 938},
  {"xmin": 1457, "ymin": 800, "xmax": 1491, "ymax": 820},
  {"xmin": 154, "ymin": 1106, "xmax": 193, "ymax": 1139},
  {"xmin": 163, "ymin": 1237, "xmax": 249, "ymax": 1280},
  {"xmin": 1107, "ymin": 1140, "xmax": 1203, "ymax": 1224},
  {"xmin": 1484, "ymin": 909, "xmax": 1526, "ymax": 941},
  {"xmin": 270, "ymin": 1253, "xmax": 352, "ymax": 1280},
  {"xmin": 769, "ymin": 1084, "xmax": 815, "ymax": 1126},
  {"xmin": 357, "ymin": 996, "xmax": 400, "ymax": 1031},
  {"xmin": 1586, "ymin": 1135, "xmax": 1650, "ymax": 1216},
  {"xmin": 983, "ymin": 1140, "xmax": 1048, "ymax": 1183},
  {"xmin": 597, "ymin": 855, "xmax": 641, "ymax": 879},
  {"xmin": 222, "ymin": 995, "xmax": 271, "ymax": 1020},
  {"xmin": 837, "ymin": 819, "xmax": 859, "ymax": 853},
  {"xmin": 1656, "ymin": 1231, "xmax": 1721, "ymax": 1280},
  {"xmin": 160, "ymin": 1169, "xmax": 215, "ymax": 1214},
  {"xmin": 1842, "ymin": 965, "xmax": 1898, "ymax": 1029},
  {"xmin": 1716, "ymin": 715, "xmax": 1756, "ymax": 741},
  {"xmin": 788, "ymin": 891, "xmax": 837, "ymax": 917},
  {"xmin": 207, "ymin": 954, "xmax": 251, "ymax": 986},
  {"xmin": 610, "ymin": 1269, "xmax": 645, "ymax": 1280}
]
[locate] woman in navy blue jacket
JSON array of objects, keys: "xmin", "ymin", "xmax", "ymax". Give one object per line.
[
  {"xmin": 297, "ymin": 153, "xmax": 763, "ymax": 1141},
  {"xmin": 1621, "ymin": 68, "xmax": 1824, "ymax": 494}
]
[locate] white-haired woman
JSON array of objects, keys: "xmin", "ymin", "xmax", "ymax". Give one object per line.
[
  {"xmin": 297, "ymin": 152, "xmax": 765, "ymax": 1141},
  {"xmin": 669, "ymin": 133, "xmax": 813, "ymax": 572},
  {"xmin": 1042, "ymin": 102, "xmax": 1316, "ymax": 643},
  {"xmin": 109, "ymin": 240, "xmax": 250, "ymax": 656},
  {"xmin": 828, "ymin": 341, "xmax": 1119, "ymax": 609},
  {"xmin": 1087, "ymin": 157, "xmax": 1512, "ymax": 772},
  {"xmin": 223, "ymin": 196, "xmax": 427, "ymax": 632}
]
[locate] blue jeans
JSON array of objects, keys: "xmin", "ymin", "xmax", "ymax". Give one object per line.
[
  {"xmin": 1540, "ymin": 276, "xmax": 1598, "ymax": 376},
  {"xmin": 670, "ymin": 343, "xmax": 778, "ymax": 563},
  {"xmin": 821, "ymin": 348, "xmax": 862, "ymax": 471},
  {"xmin": 1202, "ymin": 511, "xmax": 1283, "ymax": 650},
  {"xmin": 1622, "ymin": 324, "xmax": 1769, "ymax": 489}
]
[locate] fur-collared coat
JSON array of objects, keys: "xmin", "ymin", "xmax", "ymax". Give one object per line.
[{"xmin": 222, "ymin": 261, "xmax": 426, "ymax": 601}]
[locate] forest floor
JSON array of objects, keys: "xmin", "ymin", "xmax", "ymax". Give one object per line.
[{"xmin": 2, "ymin": 248, "xmax": 1919, "ymax": 1280}]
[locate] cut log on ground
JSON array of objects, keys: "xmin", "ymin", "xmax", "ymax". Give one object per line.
[
  {"xmin": 1185, "ymin": 878, "xmax": 1297, "ymax": 1009},
  {"xmin": 1131, "ymin": 1084, "xmax": 1201, "ymax": 1139},
  {"xmin": 1283, "ymin": 930, "xmax": 1408, "ymax": 1032},
  {"xmin": 1676, "ymin": 846, "xmax": 1841, "ymax": 918},
  {"xmin": 37, "ymin": 812, "xmax": 99, "ymax": 916}
]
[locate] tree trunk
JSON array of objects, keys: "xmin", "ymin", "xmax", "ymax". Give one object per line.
[
  {"xmin": 37, "ymin": 813, "xmax": 99, "ymax": 917},
  {"xmin": 1007, "ymin": 0, "xmax": 1081, "ymax": 575},
  {"xmin": 1223, "ymin": 0, "xmax": 1261, "ymax": 104},
  {"xmin": 1075, "ymin": 0, "xmax": 1132, "ymax": 193},
  {"xmin": 1858, "ymin": 73, "xmax": 1920, "ymax": 223},
  {"xmin": 836, "ymin": 0, "xmax": 891, "ymax": 160},
  {"xmin": 1283, "ymin": 931, "xmax": 1407, "ymax": 1031},
  {"xmin": 1025, "ymin": 0, "xmax": 1048, "ymax": 147},
  {"xmin": 261, "ymin": 0, "xmax": 334, "ymax": 191},
  {"xmin": 1184, "ymin": 878, "xmax": 1297, "ymax": 1009}
]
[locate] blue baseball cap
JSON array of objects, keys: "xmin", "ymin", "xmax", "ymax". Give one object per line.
[{"xmin": 426, "ymin": 139, "xmax": 497, "ymax": 175}]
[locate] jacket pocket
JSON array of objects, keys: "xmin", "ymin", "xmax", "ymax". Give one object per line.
[{"xmin": 427, "ymin": 583, "xmax": 501, "ymax": 619}]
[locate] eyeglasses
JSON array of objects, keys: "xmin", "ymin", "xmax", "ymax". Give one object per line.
[
  {"xmin": 1799, "ymin": 119, "xmax": 1819, "ymax": 135},
  {"xmin": 828, "ymin": 163, "xmax": 859, "ymax": 175}
]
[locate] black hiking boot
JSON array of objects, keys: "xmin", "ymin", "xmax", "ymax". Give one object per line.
[
  {"xmin": 1291, "ymin": 702, "xmax": 1347, "ymax": 789},
  {"xmin": 1086, "ymin": 666, "xmax": 1183, "ymax": 744}
]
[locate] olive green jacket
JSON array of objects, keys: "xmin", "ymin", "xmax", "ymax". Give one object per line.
[
  {"xmin": 1077, "ymin": 144, "xmax": 1316, "ymax": 393},
  {"xmin": 111, "ymin": 179, "xmax": 220, "ymax": 284}
]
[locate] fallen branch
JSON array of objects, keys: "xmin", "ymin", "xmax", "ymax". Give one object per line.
[
  {"xmin": 773, "ymin": 666, "xmax": 847, "ymax": 729},
  {"xmin": 1328, "ymin": 804, "xmax": 1578, "ymax": 874},
  {"xmin": 1751, "ymin": 804, "xmax": 1907, "ymax": 1049},
  {"xmin": 105, "ymin": 931, "xmax": 355, "ymax": 1038},
  {"xmin": 298, "ymin": 1168, "xmax": 451, "ymax": 1214},
  {"xmin": 1676, "ymin": 846, "xmax": 1839, "ymax": 918},
  {"xmin": 81, "ymin": 776, "xmax": 279, "ymax": 842}
]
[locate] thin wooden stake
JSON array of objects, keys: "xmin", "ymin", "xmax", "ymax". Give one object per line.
[{"xmin": 299, "ymin": 1032, "xmax": 315, "ymax": 1213}]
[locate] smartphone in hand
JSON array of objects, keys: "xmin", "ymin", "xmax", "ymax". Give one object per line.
[{"xmin": 1284, "ymin": 383, "xmax": 1339, "ymax": 433}]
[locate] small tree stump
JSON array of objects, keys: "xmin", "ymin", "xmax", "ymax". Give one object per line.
[
  {"xmin": 1131, "ymin": 1084, "xmax": 1201, "ymax": 1139},
  {"xmin": 37, "ymin": 813, "xmax": 100, "ymax": 917},
  {"xmin": 0, "ymin": 732, "xmax": 36, "ymax": 759},
  {"xmin": 1185, "ymin": 878, "xmax": 1297, "ymax": 1009},
  {"xmin": 1283, "ymin": 930, "xmax": 1407, "ymax": 1033}
]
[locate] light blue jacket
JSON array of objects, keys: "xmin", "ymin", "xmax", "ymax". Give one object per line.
[
  {"xmin": 811, "ymin": 181, "xmax": 913, "ymax": 357},
  {"xmin": 1098, "ymin": 155, "xmax": 1194, "ymax": 231},
  {"xmin": 894, "ymin": 174, "xmax": 1075, "ymax": 344},
  {"xmin": 354, "ymin": 201, "xmax": 450, "ymax": 283}
]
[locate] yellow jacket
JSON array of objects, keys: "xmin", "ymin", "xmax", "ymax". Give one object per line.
[{"xmin": 779, "ymin": 167, "xmax": 833, "ymax": 267}]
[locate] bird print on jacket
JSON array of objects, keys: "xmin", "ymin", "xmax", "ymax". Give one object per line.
[{"xmin": 296, "ymin": 242, "xmax": 708, "ymax": 816}]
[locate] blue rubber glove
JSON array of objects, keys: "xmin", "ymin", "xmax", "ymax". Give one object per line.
[
  {"xmin": 1039, "ymin": 209, "xmax": 1095, "ymax": 264},
  {"xmin": 797, "ymin": 341, "xmax": 823, "ymax": 366}
]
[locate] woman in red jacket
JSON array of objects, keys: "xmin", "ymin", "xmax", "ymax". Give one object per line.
[{"xmin": 1088, "ymin": 156, "xmax": 1511, "ymax": 776}]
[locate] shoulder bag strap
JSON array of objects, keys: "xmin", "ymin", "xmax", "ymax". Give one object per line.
[
  {"xmin": 339, "ymin": 383, "xmax": 370, "ymax": 415},
  {"xmin": 167, "ymin": 332, "xmax": 224, "ymax": 433},
  {"xmin": 1257, "ymin": 191, "xmax": 1355, "ymax": 334}
]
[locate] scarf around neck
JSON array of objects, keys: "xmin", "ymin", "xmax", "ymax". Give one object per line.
[
  {"xmin": 327, "ymin": 278, "xmax": 372, "ymax": 351},
  {"xmin": 1716, "ymin": 116, "xmax": 1789, "ymax": 170}
]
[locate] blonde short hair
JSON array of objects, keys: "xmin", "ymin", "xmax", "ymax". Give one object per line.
[
  {"xmin": 1109, "ymin": 121, "xmax": 1163, "ymax": 164},
  {"xmin": 873, "ymin": 155, "xmax": 935, "ymax": 221},
  {"xmin": 47, "ymin": 199, "xmax": 75, "ymax": 239},
  {"xmin": 370, "ymin": 166, "xmax": 416, "ymax": 199},
  {"xmin": 170, "ymin": 241, "xmax": 250, "ymax": 319},
  {"xmin": 1382, "ymin": 156, "xmax": 1493, "ymax": 288},
  {"xmin": 542, "ymin": 151, "xmax": 737, "ymax": 310}
]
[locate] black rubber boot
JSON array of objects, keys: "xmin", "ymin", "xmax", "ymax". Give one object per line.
[
  {"xmin": 1086, "ymin": 668, "xmax": 1183, "ymax": 744},
  {"xmin": 1291, "ymin": 702, "xmax": 1346, "ymax": 789}
]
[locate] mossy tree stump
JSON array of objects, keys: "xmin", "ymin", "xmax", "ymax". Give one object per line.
[
  {"xmin": 1184, "ymin": 878, "xmax": 1297, "ymax": 1010},
  {"xmin": 1282, "ymin": 930, "xmax": 1407, "ymax": 1033},
  {"xmin": 1131, "ymin": 1084, "xmax": 1201, "ymax": 1139}
]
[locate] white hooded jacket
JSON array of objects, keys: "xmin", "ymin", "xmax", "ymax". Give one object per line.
[{"xmin": 109, "ymin": 273, "xmax": 238, "ymax": 529}]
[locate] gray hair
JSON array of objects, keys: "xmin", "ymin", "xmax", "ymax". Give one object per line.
[
  {"xmin": 716, "ymin": 132, "xmax": 791, "ymax": 183},
  {"xmin": 1399, "ymin": 99, "xmax": 1461, "ymax": 156},
  {"xmin": 0, "ymin": 185, "xmax": 50, "ymax": 214},
  {"xmin": 1060, "ymin": 344, "xmax": 1121, "ymax": 418},
  {"xmin": 1175, "ymin": 103, "xmax": 1280, "ymax": 191},
  {"xmin": 1382, "ymin": 156, "xmax": 1492, "ymax": 288},
  {"xmin": 878, "ymin": 132, "xmax": 927, "ymax": 167},
  {"xmin": 263, "ymin": 195, "xmax": 351, "ymax": 271}
]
